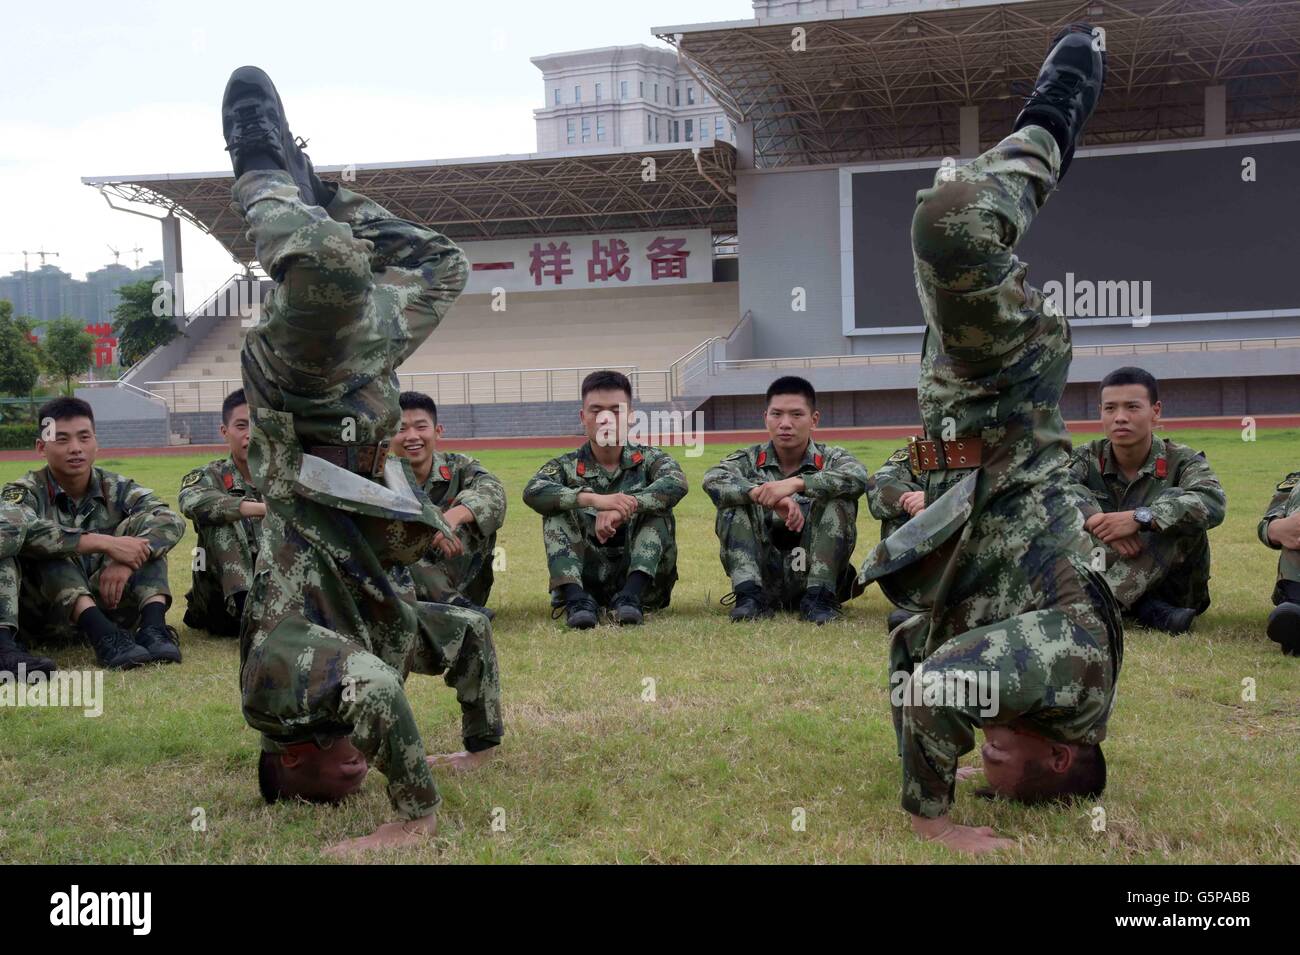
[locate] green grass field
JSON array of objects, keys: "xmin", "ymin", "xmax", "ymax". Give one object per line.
[{"xmin": 1, "ymin": 427, "xmax": 1297, "ymax": 864}]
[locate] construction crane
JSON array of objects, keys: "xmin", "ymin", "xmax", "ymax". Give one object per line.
[
  {"xmin": 23, "ymin": 248, "xmax": 60, "ymax": 268},
  {"xmin": 130, "ymin": 246, "xmax": 144, "ymax": 269},
  {"xmin": 107, "ymin": 244, "xmax": 121, "ymax": 265}
]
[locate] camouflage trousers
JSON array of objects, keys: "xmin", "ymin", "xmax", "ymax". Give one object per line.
[
  {"xmin": 1273, "ymin": 546, "xmax": 1300, "ymax": 606},
  {"xmin": 0, "ymin": 556, "xmax": 17, "ymax": 632},
  {"xmin": 1100, "ymin": 529, "xmax": 1212, "ymax": 615},
  {"xmin": 716, "ymin": 497, "xmax": 858, "ymax": 607},
  {"xmin": 543, "ymin": 509, "xmax": 678, "ymax": 609},
  {"xmin": 410, "ymin": 523, "xmax": 497, "ymax": 607},
  {"xmin": 16, "ymin": 514, "xmax": 171, "ymax": 646},
  {"xmin": 408, "ymin": 600, "xmax": 504, "ymax": 750},
  {"xmin": 184, "ymin": 521, "xmax": 259, "ymax": 636}
]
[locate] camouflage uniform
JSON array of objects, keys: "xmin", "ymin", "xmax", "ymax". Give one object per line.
[
  {"xmin": 856, "ymin": 127, "xmax": 1123, "ymax": 819},
  {"xmin": 703, "ymin": 439, "xmax": 867, "ymax": 607},
  {"xmin": 0, "ymin": 507, "xmax": 27, "ymax": 634},
  {"xmin": 1069, "ymin": 437, "xmax": 1226, "ymax": 613},
  {"xmin": 1259, "ymin": 470, "xmax": 1300, "ymax": 606},
  {"xmin": 866, "ymin": 447, "xmax": 924, "ymax": 539},
  {"xmin": 178, "ymin": 456, "xmax": 264, "ymax": 635},
  {"xmin": 234, "ymin": 168, "xmax": 477, "ymax": 820},
  {"xmin": 409, "ymin": 451, "xmax": 507, "ymax": 606},
  {"xmin": 522, "ymin": 442, "xmax": 686, "ymax": 609},
  {"xmin": 1, "ymin": 466, "xmax": 183, "ymax": 645}
]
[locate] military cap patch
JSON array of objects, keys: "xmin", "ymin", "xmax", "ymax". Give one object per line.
[
  {"xmin": 180, "ymin": 470, "xmax": 203, "ymax": 490},
  {"xmin": 2, "ymin": 486, "xmax": 24, "ymax": 505},
  {"xmin": 439, "ymin": 465, "xmax": 452, "ymax": 480}
]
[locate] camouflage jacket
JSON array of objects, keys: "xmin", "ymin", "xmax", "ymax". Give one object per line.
[
  {"xmin": 1068, "ymin": 437, "xmax": 1226, "ymax": 533},
  {"xmin": 1259, "ymin": 470, "xmax": 1300, "ymax": 585},
  {"xmin": 523, "ymin": 442, "xmax": 687, "ymax": 516},
  {"xmin": 866, "ymin": 447, "xmax": 924, "ymax": 524},
  {"xmin": 1, "ymin": 465, "xmax": 184, "ymax": 560},
  {"xmin": 418, "ymin": 450, "xmax": 507, "ymax": 536},
  {"xmin": 179, "ymin": 456, "xmax": 264, "ymax": 530},
  {"xmin": 702, "ymin": 439, "xmax": 868, "ymax": 509}
]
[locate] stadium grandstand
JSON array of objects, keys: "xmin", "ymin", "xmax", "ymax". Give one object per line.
[{"xmin": 81, "ymin": 0, "xmax": 1300, "ymax": 444}]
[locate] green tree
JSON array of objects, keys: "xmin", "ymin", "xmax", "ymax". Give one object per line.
[
  {"xmin": 0, "ymin": 301, "xmax": 42, "ymax": 412},
  {"xmin": 111, "ymin": 276, "xmax": 179, "ymax": 366},
  {"xmin": 43, "ymin": 316, "xmax": 95, "ymax": 396}
]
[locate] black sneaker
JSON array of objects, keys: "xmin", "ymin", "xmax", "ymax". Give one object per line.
[
  {"xmin": 0, "ymin": 630, "xmax": 56, "ymax": 680},
  {"xmin": 887, "ymin": 608, "xmax": 914, "ymax": 633},
  {"xmin": 446, "ymin": 594, "xmax": 495, "ymax": 622},
  {"xmin": 221, "ymin": 65, "xmax": 317, "ymax": 204},
  {"xmin": 799, "ymin": 586, "xmax": 843, "ymax": 625},
  {"xmin": 560, "ymin": 593, "xmax": 599, "ymax": 630},
  {"xmin": 135, "ymin": 624, "xmax": 182, "ymax": 664},
  {"xmin": 92, "ymin": 628, "xmax": 153, "ymax": 670},
  {"xmin": 721, "ymin": 582, "xmax": 774, "ymax": 622},
  {"xmin": 609, "ymin": 592, "xmax": 644, "ymax": 626},
  {"xmin": 1132, "ymin": 595, "xmax": 1196, "ymax": 635},
  {"xmin": 1012, "ymin": 23, "xmax": 1106, "ymax": 181},
  {"xmin": 1266, "ymin": 602, "xmax": 1300, "ymax": 656}
]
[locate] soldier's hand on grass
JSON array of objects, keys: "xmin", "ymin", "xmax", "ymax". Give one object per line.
[
  {"xmin": 432, "ymin": 531, "xmax": 463, "ymax": 559},
  {"xmin": 776, "ymin": 496, "xmax": 805, "ymax": 533},
  {"xmin": 93, "ymin": 535, "xmax": 152, "ymax": 570},
  {"xmin": 98, "ymin": 561, "xmax": 133, "ymax": 609},
  {"xmin": 323, "ymin": 814, "xmax": 437, "ymax": 857},
  {"xmin": 1085, "ymin": 510, "xmax": 1140, "ymax": 543},
  {"xmin": 427, "ymin": 748, "xmax": 496, "ymax": 773},
  {"xmin": 911, "ymin": 813, "xmax": 1015, "ymax": 855},
  {"xmin": 594, "ymin": 508, "xmax": 624, "ymax": 543},
  {"xmin": 956, "ymin": 766, "xmax": 982, "ymax": 782},
  {"xmin": 900, "ymin": 491, "xmax": 927, "ymax": 517},
  {"xmin": 1267, "ymin": 513, "xmax": 1300, "ymax": 550}
]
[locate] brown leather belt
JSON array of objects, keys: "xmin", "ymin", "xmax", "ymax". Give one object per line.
[
  {"xmin": 908, "ymin": 435, "xmax": 983, "ymax": 472},
  {"xmin": 305, "ymin": 440, "xmax": 390, "ymax": 478}
]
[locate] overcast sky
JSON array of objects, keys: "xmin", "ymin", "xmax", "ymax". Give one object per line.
[{"xmin": 0, "ymin": 0, "xmax": 745, "ymax": 302}]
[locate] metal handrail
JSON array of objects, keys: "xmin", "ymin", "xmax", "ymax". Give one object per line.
[{"xmin": 78, "ymin": 378, "xmax": 167, "ymax": 402}]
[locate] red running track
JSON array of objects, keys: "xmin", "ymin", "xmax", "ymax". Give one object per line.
[{"xmin": 0, "ymin": 414, "xmax": 1295, "ymax": 461}]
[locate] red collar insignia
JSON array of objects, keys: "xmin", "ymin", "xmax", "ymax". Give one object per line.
[
  {"xmin": 222, "ymin": 472, "xmax": 235, "ymax": 491},
  {"xmin": 631, "ymin": 451, "xmax": 643, "ymax": 465},
  {"xmin": 439, "ymin": 464, "xmax": 452, "ymax": 480},
  {"xmin": 1154, "ymin": 457, "xmax": 1168, "ymax": 479},
  {"xmin": 813, "ymin": 453, "xmax": 824, "ymax": 469},
  {"xmin": 576, "ymin": 460, "xmax": 586, "ymax": 477},
  {"xmin": 756, "ymin": 450, "xmax": 767, "ymax": 467}
]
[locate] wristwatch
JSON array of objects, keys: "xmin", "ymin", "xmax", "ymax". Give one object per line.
[{"xmin": 1134, "ymin": 506, "xmax": 1154, "ymax": 532}]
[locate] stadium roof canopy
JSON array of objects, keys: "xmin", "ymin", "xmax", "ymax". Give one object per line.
[
  {"xmin": 654, "ymin": 0, "xmax": 1300, "ymax": 166},
  {"xmin": 82, "ymin": 142, "xmax": 737, "ymax": 267}
]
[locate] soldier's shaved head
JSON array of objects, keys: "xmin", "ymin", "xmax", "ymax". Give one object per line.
[
  {"xmin": 978, "ymin": 726, "xmax": 1105, "ymax": 805},
  {"xmin": 259, "ymin": 738, "xmax": 369, "ymax": 806}
]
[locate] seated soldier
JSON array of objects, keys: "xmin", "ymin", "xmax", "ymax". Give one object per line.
[
  {"xmin": 703, "ymin": 376, "xmax": 867, "ymax": 625},
  {"xmin": 522, "ymin": 369, "xmax": 687, "ymax": 629},
  {"xmin": 866, "ymin": 447, "xmax": 926, "ymax": 632},
  {"xmin": 179, "ymin": 388, "xmax": 265, "ymax": 636},
  {"xmin": 1069, "ymin": 367, "xmax": 1226, "ymax": 635},
  {"xmin": 392, "ymin": 391, "xmax": 506, "ymax": 617},
  {"xmin": 1258, "ymin": 468, "xmax": 1300, "ymax": 656},
  {"xmin": 0, "ymin": 508, "xmax": 55, "ymax": 679},
  {"xmin": 4, "ymin": 397, "xmax": 184, "ymax": 669}
]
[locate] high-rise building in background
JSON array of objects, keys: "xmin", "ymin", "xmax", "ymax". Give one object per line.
[
  {"xmin": 531, "ymin": 44, "xmax": 736, "ymax": 153},
  {"xmin": 0, "ymin": 260, "xmax": 163, "ymax": 334}
]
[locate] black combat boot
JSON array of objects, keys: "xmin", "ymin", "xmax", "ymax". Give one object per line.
[
  {"xmin": 1266, "ymin": 602, "xmax": 1300, "ymax": 656},
  {"xmin": 1131, "ymin": 595, "xmax": 1196, "ymax": 635},
  {"xmin": 1012, "ymin": 23, "xmax": 1106, "ymax": 181},
  {"xmin": 221, "ymin": 66, "xmax": 318, "ymax": 204},
  {"xmin": 553, "ymin": 592, "xmax": 598, "ymax": 630},
  {"xmin": 886, "ymin": 608, "xmax": 914, "ymax": 633},
  {"xmin": 135, "ymin": 623, "xmax": 182, "ymax": 664},
  {"xmin": 799, "ymin": 586, "xmax": 843, "ymax": 625},
  {"xmin": 722, "ymin": 582, "xmax": 774, "ymax": 623},
  {"xmin": 609, "ymin": 591, "xmax": 644, "ymax": 626},
  {"xmin": 0, "ymin": 628, "xmax": 56, "ymax": 680},
  {"xmin": 91, "ymin": 628, "xmax": 153, "ymax": 670}
]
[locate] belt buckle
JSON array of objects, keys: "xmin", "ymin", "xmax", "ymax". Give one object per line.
[
  {"xmin": 371, "ymin": 439, "xmax": 390, "ymax": 478},
  {"xmin": 907, "ymin": 436, "xmax": 922, "ymax": 473}
]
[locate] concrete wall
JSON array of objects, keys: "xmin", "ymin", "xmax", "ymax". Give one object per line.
[{"xmin": 76, "ymin": 385, "xmax": 169, "ymax": 448}]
